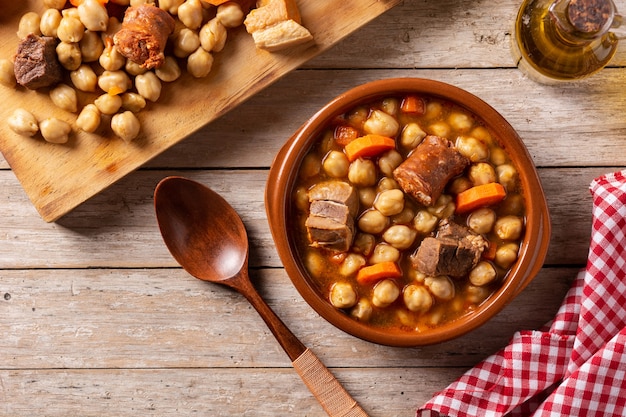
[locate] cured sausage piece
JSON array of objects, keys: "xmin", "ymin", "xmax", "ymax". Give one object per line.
[
  {"xmin": 113, "ymin": 5, "xmax": 175, "ymax": 69},
  {"xmin": 392, "ymin": 135, "xmax": 469, "ymax": 206}
]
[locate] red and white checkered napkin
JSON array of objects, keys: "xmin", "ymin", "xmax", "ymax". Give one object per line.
[{"xmin": 417, "ymin": 169, "xmax": 626, "ymax": 417}]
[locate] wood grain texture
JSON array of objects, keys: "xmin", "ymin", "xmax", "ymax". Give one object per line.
[
  {"xmin": 0, "ymin": 0, "xmax": 623, "ymax": 415},
  {"xmin": 0, "ymin": 0, "xmax": 400, "ymax": 222}
]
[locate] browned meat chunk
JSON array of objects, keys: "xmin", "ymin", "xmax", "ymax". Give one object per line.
[
  {"xmin": 14, "ymin": 34, "xmax": 62, "ymax": 90},
  {"xmin": 308, "ymin": 181, "xmax": 358, "ymax": 216},
  {"xmin": 393, "ymin": 135, "xmax": 469, "ymax": 206},
  {"xmin": 113, "ymin": 5, "xmax": 175, "ymax": 69},
  {"xmin": 305, "ymin": 214, "xmax": 355, "ymax": 252},
  {"xmin": 411, "ymin": 220, "xmax": 487, "ymax": 277},
  {"xmin": 306, "ymin": 181, "xmax": 358, "ymax": 252}
]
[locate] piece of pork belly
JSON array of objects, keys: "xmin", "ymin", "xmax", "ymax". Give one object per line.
[{"xmin": 393, "ymin": 135, "xmax": 469, "ymax": 206}]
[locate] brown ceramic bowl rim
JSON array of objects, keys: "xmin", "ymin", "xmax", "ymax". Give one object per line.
[{"xmin": 265, "ymin": 77, "xmax": 551, "ymax": 347}]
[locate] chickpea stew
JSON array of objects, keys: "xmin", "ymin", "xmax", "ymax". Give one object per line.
[{"xmin": 291, "ymin": 93, "xmax": 527, "ymax": 333}]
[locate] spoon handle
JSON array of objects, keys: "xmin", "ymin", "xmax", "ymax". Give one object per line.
[
  {"xmin": 293, "ymin": 348, "xmax": 370, "ymax": 417},
  {"xmin": 242, "ymin": 282, "xmax": 369, "ymax": 416}
]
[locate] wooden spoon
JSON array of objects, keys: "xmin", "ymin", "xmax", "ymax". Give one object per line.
[{"xmin": 154, "ymin": 176, "xmax": 368, "ymax": 417}]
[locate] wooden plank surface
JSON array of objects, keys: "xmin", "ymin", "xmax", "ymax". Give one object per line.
[
  {"xmin": 0, "ymin": 0, "xmax": 624, "ymax": 415},
  {"xmin": 0, "ymin": 0, "xmax": 400, "ymax": 222}
]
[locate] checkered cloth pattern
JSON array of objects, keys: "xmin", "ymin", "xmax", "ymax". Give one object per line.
[{"xmin": 417, "ymin": 170, "xmax": 626, "ymax": 417}]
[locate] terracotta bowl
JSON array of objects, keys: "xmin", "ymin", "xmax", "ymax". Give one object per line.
[{"xmin": 265, "ymin": 78, "xmax": 551, "ymax": 347}]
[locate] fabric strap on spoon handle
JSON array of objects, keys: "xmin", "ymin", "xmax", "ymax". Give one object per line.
[{"xmin": 293, "ymin": 348, "xmax": 369, "ymax": 417}]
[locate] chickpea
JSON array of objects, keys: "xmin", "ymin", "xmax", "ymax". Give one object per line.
[
  {"xmin": 322, "ymin": 150, "xmax": 349, "ymax": 178},
  {"xmin": 403, "ymin": 284, "xmax": 433, "ymax": 313},
  {"xmin": 348, "ymin": 158, "xmax": 376, "ymax": 186},
  {"xmin": 0, "ymin": 59, "xmax": 16, "ymax": 87},
  {"xmin": 428, "ymin": 121, "xmax": 451, "ymax": 138},
  {"xmin": 40, "ymin": 8, "xmax": 62, "ymax": 37},
  {"xmin": 449, "ymin": 176, "xmax": 472, "ymax": 195},
  {"xmin": 17, "ymin": 12, "xmax": 41, "ymax": 39},
  {"xmin": 427, "ymin": 194, "xmax": 455, "ymax": 219},
  {"xmin": 299, "ymin": 153, "xmax": 321, "ymax": 179},
  {"xmin": 413, "ymin": 210, "xmax": 438, "ymax": 234},
  {"xmin": 352, "ymin": 233, "xmax": 376, "ymax": 256},
  {"xmin": 378, "ymin": 149, "xmax": 403, "ymax": 177},
  {"xmin": 293, "ymin": 186, "xmax": 309, "ymax": 212},
  {"xmin": 76, "ymin": 104, "xmax": 101, "ymax": 133},
  {"xmin": 56, "ymin": 42, "xmax": 82, "ymax": 71},
  {"xmin": 468, "ymin": 162, "xmax": 496, "ymax": 186},
  {"xmin": 98, "ymin": 70, "xmax": 131, "ymax": 95},
  {"xmin": 49, "ymin": 83, "xmax": 78, "ymax": 113},
  {"xmin": 159, "ymin": 0, "xmax": 185, "ymax": 14},
  {"xmin": 471, "ymin": 126, "xmax": 492, "ymax": 143},
  {"xmin": 495, "ymin": 242, "xmax": 519, "ymax": 269},
  {"xmin": 111, "ymin": 111, "xmax": 141, "ymax": 142},
  {"xmin": 494, "ymin": 215, "xmax": 524, "ymax": 240},
  {"xmin": 383, "ymin": 225, "xmax": 417, "ymax": 250},
  {"xmin": 329, "ymin": 282, "xmax": 358, "ymax": 309},
  {"xmin": 68, "ymin": 65, "xmax": 95, "ymax": 93},
  {"xmin": 174, "ymin": 28, "xmax": 201, "ymax": 58},
  {"xmin": 448, "ymin": 112, "xmax": 473, "ymax": 132},
  {"xmin": 467, "ymin": 208, "xmax": 496, "ymax": 234},
  {"xmin": 350, "ymin": 298, "xmax": 373, "ymax": 321},
  {"xmin": 187, "ymin": 47, "xmax": 214, "ymax": 78},
  {"xmin": 199, "ymin": 18, "xmax": 227, "ymax": 53},
  {"xmin": 305, "ymin": 251, "xmax": 326, "ymax": 279},
  {"xmin": 380, "ymin": 97, "xmax": 399, "ymax": 115},
  {"xmin": 100, "ymin": 41, "xmax": 125, "ymax": 71},
  {"xmin": 216, "ymin": 2, "xmax": 245, "ymax": 28},
  {"xmin": 339, "ymin": 254, "xmax": 366, "ymax": 276},
  {"xmin": 94, "ymin": 93, "xmax": 122, "ymax": 114},
  {"xmin": 391, "ymin": 206, "xmax": 415, "ymax": 225},
  {"xmin": 358, "ymin": 209, "xmax": 389, "ymax": 235},
  {"xmin": 155, "ymin": 56, "xmax": 182, "ymax": 82},
  {"xmin": 346, "ymin": 106, "xmax": 368, "ymax": 127},
  {"xmin": 125, "ymin": 60, "xmax": 147, "ymax": 76},
  {"xmin": 135, "ymin": 71, "xmax": 162, "ymax": 101},
  {"xmin": 500, "ymin": 194, "xmax": 525, "ymax": 216},
  {"xmin": 62, "ymin": 7, "xmax": 80, "ymax": 19},
  {"xmin": 423, "ymin": 101, "xmax": 442, "ymax": 119},
  {"xmin": 466, "ymin": 284, "xmax": 491, "ymax": 304},
  {"xmin": 78, "ymin": 0, "xmax": 109, "ymax": 32},
  {"xmin": 40, "ymin": 118, "xmax": 71, "ymax": 144},
  {"xmin": 369, "ymin": 243, "xmax": 400, "ymax": 264},
  {"xmin": 7, "ymin": 108, "xmax": 39, "ymax": 137},
  {"xmin": 400, "ymin": 122, "xmax": 426, "ymax": 150},
  {"xmin": 424, "ymin": 275, "xmax": 455, "ymax": 301},
  {"xmin": 80, "ymin": 31, "xmax": 104, "ymax": 63},
  {"xmin": 374, "ymin": 189, "xmax": 404, "ymax": 217},
  {"xmin": 377, "ymin": 177, "xmax": 399, "ymax": 192},
  {"xmin": 121, "ymin": 92, "xmax": 147, "ymax": 113},
  {"xmin": 497, "ymin": 164, "xmax": 518, "ymax": 189},
  {"xmin": 104, "ymin": 16, "xmax": 123, "ymax": 39},
  {"xmin": 358, "ymin": 187, "xmax": 376, "ymax": 208},
  {"xmin": 490, "ymin": 148, "xmax": 508, "ymax": 166},
  {"xmin": 178, "ymin": 0, "xmax": 204, "ymax": 29},
  {"xmin": 469, "ymin": 261, "xmax": 498, "ymax": 286},
  {"xmin": 456, "ymin": 136, "xmax": 489, "ymax": 162},
  {"xmin": 372, "ymin": 279, "xmax": 400, "ymax": 308},
  {"xmin": 363, "ymin": 109, "xmax": 399, "ymax": 137},
  {"xmin": 44, "ymin": 0, "xmax": 68, "ymax": 9},
  {"xmin": 57, "ymin": 16, "xmax": 84, "ymax": 43}
]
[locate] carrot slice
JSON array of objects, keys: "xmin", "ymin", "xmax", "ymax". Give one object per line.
[
  {"xmin": 334, "ymin": 125, "xmax": 359, "ymax": 146},
  {"xmin": 344, "ymin": 134, "xmax": 396, "ymax": 162},
  {"xmin": 356, "ymin": 261, "xmax": 402, "ymax": 285},
  {"xmin": 456, "ymin": 182, "xmax": 507, "ymax": 214},
  {"xmin": 400, "ymin": 95, "xmax": 425, "ymax": 115}
]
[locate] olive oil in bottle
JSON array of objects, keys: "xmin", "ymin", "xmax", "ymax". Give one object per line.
[{"xmin": 512, "ymin": 0, "xmax": 621, "ymax": 83}]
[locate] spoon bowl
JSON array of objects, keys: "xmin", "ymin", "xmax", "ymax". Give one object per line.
[{"xmin": 154, "ymin": 176, "xmax": 368, "ymax": 417}]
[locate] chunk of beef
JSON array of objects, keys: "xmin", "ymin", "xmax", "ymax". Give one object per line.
[
  {"xmin": 305, "ymin": 181, "xmax": 358, "ymax": 252},
  {"xmin": 411, "ymin": 220, "xmax": 487, "ymax": 277},
  {"xmin": 308, "ymin": 181, "xmax": 358, "ymax": 216},
  {"xmin": 14, "ymin": 34, "xmax": 62, "ymax": 90},
  {"xmin": 393, "ymin": 135, "xmax": 469, "ymax": 206},
  {"xmin": 305, "ymin": 215, "xmax": 354, "ymax": 252},
  {"xmin": 113, "ymin": 5, "xmax": 175, "ymax": 69}
]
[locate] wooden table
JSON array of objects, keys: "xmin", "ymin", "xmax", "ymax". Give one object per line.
[{"xmin": 1, "ymin": 0, "xmax": 625, "ymax": 415}]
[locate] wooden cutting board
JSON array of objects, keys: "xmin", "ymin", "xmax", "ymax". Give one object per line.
[{"xmin": 0, "ymin": 0, "xmax": 400, "ymax": 222}]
